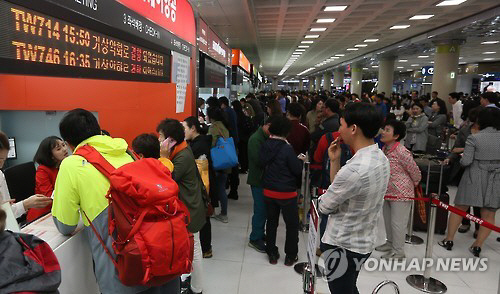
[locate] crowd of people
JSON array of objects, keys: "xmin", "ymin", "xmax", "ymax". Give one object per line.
[{"xmin": 0, "ymin": 88, "xmax": 499, "ymax": 294}]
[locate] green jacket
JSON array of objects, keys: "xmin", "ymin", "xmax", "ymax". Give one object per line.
[
  {"xmin": 171, "ymin": 146, "xmax": 206, "ymax": 233},
  {"xmin": 247, "ymin": 127, "xmax": 267, "ymax": 187}
]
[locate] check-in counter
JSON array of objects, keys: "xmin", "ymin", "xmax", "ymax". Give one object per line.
[{"xmin": 21, "ymin": 214, "xmax": 100, "ymax": 294}]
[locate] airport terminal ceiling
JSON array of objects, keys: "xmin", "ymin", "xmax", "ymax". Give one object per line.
[{"xmin": 192, "ymin": 0, "xmax": 500, "ymax": 78}]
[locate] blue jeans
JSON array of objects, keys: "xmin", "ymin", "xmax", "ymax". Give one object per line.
[
  {"xmin": 215, "ymin": 172, "xmax": 228, "ymax": 215},
  {"xmin": 249, "ymin": 186, "xmax": 267, "ymax": 241}
]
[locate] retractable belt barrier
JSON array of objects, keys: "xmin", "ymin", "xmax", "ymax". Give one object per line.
[{"xmin": 384, "ymin": 195, "xmax": 500, "ymax": 233}]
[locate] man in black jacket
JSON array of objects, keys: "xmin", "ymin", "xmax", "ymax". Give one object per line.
[{"xmin": 310, "ymin": 98, "xmax": 340, "ymax": 157}]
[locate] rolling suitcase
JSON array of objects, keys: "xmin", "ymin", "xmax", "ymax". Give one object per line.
[{"xmin": 413, "ymin": 159, "xmax": 449, "ymax": 234}]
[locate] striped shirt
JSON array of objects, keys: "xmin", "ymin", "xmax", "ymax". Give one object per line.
[{"xmin": 319, "ymin": 143, "xmax": 390, "ymax": 254}]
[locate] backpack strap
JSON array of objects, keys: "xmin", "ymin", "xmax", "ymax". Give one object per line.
[
  {"xmin": 74, "ymin": 145, "xmax": 117, "ymax": 178},
  {"xmin": 82, "ymin": 210, "xmax": 118, "ymax": 268},
  {"xmin": 325, "ymin": 132, "xmax": 334, "ymax": 145}
]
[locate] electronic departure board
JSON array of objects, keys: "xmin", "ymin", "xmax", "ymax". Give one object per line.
[{"xmin": 0, "ymin": 1, "xmax": 170, "ymax": 82}]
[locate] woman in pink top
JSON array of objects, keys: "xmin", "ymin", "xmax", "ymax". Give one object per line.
[{"xmin": 375, "ymin": 120, "xmax": 421, "ymax": 259}]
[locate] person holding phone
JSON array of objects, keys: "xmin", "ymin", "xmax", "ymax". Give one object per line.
[{"xmin": 0, "ymin": 131, "xmax": 52, "ymax": 219}]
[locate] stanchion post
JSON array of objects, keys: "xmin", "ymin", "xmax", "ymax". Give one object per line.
[
  {"xmin": 406, "ymin": 200, "xmax": 424, "ymax": 245},
  {"xmin": 302, "ymin": 162, "xmax": 311, "ymax": 231},
  {"xmin": 406, "ymin": 163, "xmax": 447, "ymax": 293}
]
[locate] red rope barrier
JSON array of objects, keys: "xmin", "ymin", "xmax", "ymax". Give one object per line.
[{"xmin": 383, "ymin": 195, "xmax": 500, "ymax": 233}]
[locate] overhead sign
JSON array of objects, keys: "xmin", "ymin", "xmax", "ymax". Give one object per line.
[
  {"xmin": 197, "ymin": 18, "xmax": 208, "ymax": 53},
  {"xmin": 208, "ymin": 28, "xmax": 230, "ymax": 67},
  {"xmin": 421, "ymin": 66, "xmax": 434, "ymax": 76},
  {"xmin": 38, "ymin": 0, "xmax": 193, "ymax": 55},
  {"xmin": 232, "ymin": 49, "xmax": 250, "ymax": 73}
]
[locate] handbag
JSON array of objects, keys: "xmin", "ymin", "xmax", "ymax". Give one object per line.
[
  {"xmin": 210, "ymin": 136, "xmax": 238, "ymax": 171},
  {"xmin": 195, "ymin": 158, "xmax": 214, "ymax": 216}
]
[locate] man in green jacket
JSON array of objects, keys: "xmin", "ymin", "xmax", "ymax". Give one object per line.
[{"xmin": 247, "ymin": 116, "xmax": 274, "ymax": 253}]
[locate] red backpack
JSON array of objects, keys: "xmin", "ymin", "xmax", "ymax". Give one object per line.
[{"xmin": 75, "ymin": 145, "xmax": 193, "ymax": 287}]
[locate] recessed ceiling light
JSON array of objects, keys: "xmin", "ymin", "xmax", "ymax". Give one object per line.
[
  {"xmin": 305, "ymin": 34, "xmax": 320, "ymax": 39},
  {"xmin": 364, "ymin": 39, "xmax": 379, "ymax": 42},
  {"xmin": 411, "ymin": 64, "xmax": 419, "ymax": 66},
  {"xmin": 430, "ymin": 61, "xmax": 434, "ymax": 64},
  {"xmin": 347, "ymin": 48, "xmax": 359, "ymax": 51},
  {"xmin": 459, "ymin": 57, "xmax": 463, "ymax": 59},
  {"xmin": 323, "ymin": 5, "xmax": 348, "ymax": 11},
  {"xmin": 310, "ymin": 28, "xmax": 327, "ymax": 32},
  {"xmin": 390, "ymin": 25, "xmax": 410, "ymax": 29},
  {"xmin": 332, "ymin": 56, "xmax": 340, "ymax": 59},
  {"xmin": 372, "ymin": 65, "xmax": 379, "ymax": 68},
  {"xmin": 481, "ymin": 41, "xmax": 499, "ymax": 44},
  {"xmin": 316, "ymin": 18, "xmax": 336, "ymax": 23},
  {"xmin": 483, "ymin": 52, "xmax": 496, "ymax": 54},
  {"xmin": 436, "ymin": 0, "xmax": 467, "ymax": 6},
  {"xmin": 335, "ymin": 54, "xmax": 345, "ymax": 57},
  {"xmin": 483, "ymin": 58, "xmax": 494, "ymax": 61},
  {"xmin": 397, "ymin": 66, "xmax": 404, "ymax": 69},
  {"xmin": 293, "ymin": 52, "xmax": 303, "ymax": 55},
  {"xmin": 363, "ymin": 67, "xmax": 369, "ymax": 70},
  {"xmin": 409, "ymin": 15, "xmax": 434, "ymax": 20},
  {"xmin": 418, "ymin": 55, "xmax": 429, "ymax": 58},
  {"xmin": 355, "ymin": 44, "xmax": 368, "ymax": 47},
  {"xmin": 295, "ymin": 49, "xmax": 306, "ymax": 52},
  {"xmin": 398, "ymin": 60, "xmax": 408, "ymax": 62}
]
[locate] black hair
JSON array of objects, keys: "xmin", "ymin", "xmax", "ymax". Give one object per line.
[
  {"xmin": 343, "ymin": 102, "xmax": 383, "ymax": 139},
  {"xmin": 0, "ymin": 208, "xmax": 5, "ymax": 232},
  {"xmin": 156, "ymin": 119, "xmax": 185, "ymax": 145},
  {"xmin": 386, "ymin": 113, "xmax": 397, "ymax": 122},
  {"xmin": 431, "ymin": 98, "xmax": 448, "ymax": 115},
  {"xmin": 231, "ymin": 100, "xmax": 244, "ymax": 115},
  {"xmin": 411, "ymin": 102, "xmax": 424, "ymax": 111},
  {"xmin": 0, "ymin": 131, "xmax": 9, "ymax": 151},
  {"xmin": 267, "ymin": 100, "xmax": 283, "ymax": 117},
  {"xmin": 132, "ymin": 133, "xmax": 160, "ymax": 159},
  {"xmin": 246, "ymin": 93, "xmax": 255, "ymax": 100},
  {"xmin": 461, "ymin": 99, "xmax": 481, "ymax": 121},
  {"xmin": 311, "ymin": 98, "xmax": 323, "ymax": 111},
  {"xmin": 478, "ymin": 107, "xmax": 500, "ymax": 130},
  {"xmin": 218, "ymin": 96, "xmax": 230, "ymax": 107},
  {"xmin": 481, "ymin": 92, "xmax": 499, "ymax": 105},
  {"xmin": 449, "ymin": 92, "xmax": 460, "ymax": 100},
  {"xmin": 59, "ymin": 108, "xmax": 101, "ymax": 147},
  {"xmin": 467, "ymin": 106, "xmax": 482, "ymax": 124},
  {"xmin": 101, "ymin": 129, "xmax": 111, "ymax": 136},
  {"xmin": 33, "ymin": 136, "xmax": 64, "ymax": 168},
  {"xmin": 384, "ymin": 120, "xmax": 406, "ymax": 142},
  {"xmin": 197, "ymin": 98, "xmax": 205, "ymax": 108},
  {"xmin": 184, "ymin": 116, "xmax": 205, "ymax": 134},
  {"xmin": 391, "ymin": 98, "xmax": 402, "ymax": 110},
  {"xmin": 287, "ymin": 103, "xmax": 304, "ymax": 119},
  {"xmin": 351, "ymin": 93, "xmax": 359, "ymax": 99},
  {"xmin": 206, "ymin": 106, "xmax": 230, "ymax": 129},
  {"xmin": 324, "ymin": 98, "xmax": 340, "ymax": 114},
  {"xmin": 206, "ymin": 96, "xmax": 220, "ymax": 108},
  {"xmin": 268, "ymin": 116, "xmax": 292, "ymax": 137},
  {"xmin": 376, "ymin": 93, "xmax": 385, "ymax": 100},
  {"xmin": 278, "ymin": 90, "xmax": 286, "ymax": 97}
]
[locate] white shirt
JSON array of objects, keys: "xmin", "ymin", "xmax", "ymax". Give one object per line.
[
  {"xmin": 319, "ymin": 144, "xmax": 390, "ymax": 254},
  {"xmin": 390, "ymin": 106, "xmax": 405, "ymax": 120},
  {"xmin": 0, "ymin": 170, "xmax": 25, "ymax": 218},
  {"xmin": 452, "ymin": 101, "xmax": 463, "ymax": 129}
]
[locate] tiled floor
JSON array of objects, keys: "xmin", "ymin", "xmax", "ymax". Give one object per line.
[{"xmin": 201, "ymin": 175, "xmax": 500, "ymax": 294}]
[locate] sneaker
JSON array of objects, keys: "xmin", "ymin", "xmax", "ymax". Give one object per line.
[
  {"xmin": 458, "ymin": 224, "xmax": 471, "ymax": 233},
  {"xmin": 181, "ymin": 287, "xmax": 202, "ymax": 294},
  {"xmin": 268, "ymin": 253, "xmax": 280, "ymax": 265},
  {"xmin": 381, "ymin": 252, "xmax": 405, "ymax": 260},
  {"xmin": 213, "ymin": 214, "xmax": 228, "ymax": 223},
  {"xmin": 284, "ymin": 255, "xmax": 298, "ymax": 266},
  {"xmin": 203, "ymin": 249, "xmax": 213, "ymax": 259},
  {"xmin": 248, "ymin": 240, "xmax": 266, "ymax": 253},
  {"xmin": 180, "ymin": 276, "xmax": 191, "ymax": 292},
  {"xmin": 375, "ymin": 243, "xmax": 392, "ymax": 252}
]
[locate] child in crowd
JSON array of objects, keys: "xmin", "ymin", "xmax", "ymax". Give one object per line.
[
  {"xmin": 376, "ymin": 120, "xmax": 421, "ymax": 259},
  {"xmin": 259, "ymin": 116, "xmax": 305, "ymax": 266}
]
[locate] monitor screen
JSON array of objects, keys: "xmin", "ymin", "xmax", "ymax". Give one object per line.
[{"xmin": 7, "ymin": 138, "xmax": 16, "ymax": 159}]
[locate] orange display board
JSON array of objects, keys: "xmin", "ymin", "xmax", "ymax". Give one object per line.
[
  {"xmin": 231, "ymin": 49, "xmax": 251, "ymax": 73},
  {"xmin": 0, "ymin": 73, "xmax": 194, "ymax": 144}
]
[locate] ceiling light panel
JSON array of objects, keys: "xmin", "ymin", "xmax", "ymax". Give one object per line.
[
  {"xmin": 364, "ymin": 39, "xmax": 379, "ymax": 42},
  {"xmin": 298, "ymin": 45, "xmax": 310, "ymax": 48},
  {"xmin": 323, "ymin": 5, "xmax": 348, "ymax": 11},
  {"xmin": 355, "ymin": 44, "xmax": 368, "ymax": 47},
  {"xmin": 390, "ymin": 25, "xmax": 410, "ymax": 29},
  {"xmin": 409, "ymin": 15, "xmax": 434, "ymax": 20},
  {"xmin": 316, "ymin": 18, "xmax": 336, "ymax": 23},
  {"xmin": 305, "ymin": 35, "xmax": 320, "ymax": 38},
  {"xmin": 310, "ymin": 28, "xmax": 327, "ymax": 32},
  {"xmin": 301, "ymin": 41, "xmax": 314, "ymax": 44},
  {"xmin": 436, "ymin": 0, "xmax": 467, "ymax": 6},
  {"xmin": 347, "ymin": 48, "xmax": 359, "ymax": 51},
  {"xmin": 418, "ymin": 55, "xmax": 429, "ymax": 58},
  {"xmin": 483, "ymin": 52, "xmax": 496, "ymax": 54},
  {"xmin": 481, "ymin": 41, "xmax": 499, "ymax": 44},
  {"xmin": 335, "ymin": 54, "xmax": 345, "ymax": 57}
]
